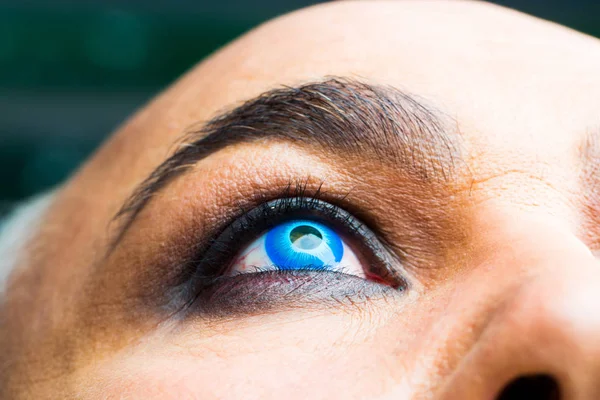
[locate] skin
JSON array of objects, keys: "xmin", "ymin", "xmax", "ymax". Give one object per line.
[{"xmin": 2, "ymin": 0, "xmax": 600, "ymax": 398}]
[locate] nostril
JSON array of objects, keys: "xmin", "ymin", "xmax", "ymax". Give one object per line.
[{"xmin": 496, "ymin": 374, "xmax": 561, "ymax": 400}]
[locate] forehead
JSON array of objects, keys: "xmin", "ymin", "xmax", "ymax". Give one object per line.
[{"xmin": 117, "ymin": 1, "xmax": 600, "ymax": 164}]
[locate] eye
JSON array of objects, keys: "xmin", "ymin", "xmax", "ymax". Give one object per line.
[
  {"xmin": 185, "ymin": 195, "xmax": 405, "ymax": 317},
  {"xmin": 228, "ymin": 219, "xmax": 366, "ymax": 279},
  {"xmin": 190, "ymin": 196, "xmax": 406, "ymax": 289}
]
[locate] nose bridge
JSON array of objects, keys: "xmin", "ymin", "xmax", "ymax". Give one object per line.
[{"xmin": 442, "ymin": 236, "xmax": 600, "ymax": 399}]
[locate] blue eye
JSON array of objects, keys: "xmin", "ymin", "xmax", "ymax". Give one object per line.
[
  {"xmin": 264, "ymin": 220, "xmax": 344, "ymax": 270},
  {"xmin": 211, "ymin": 197, "xmax": 403, "ymax": 287},
  {"xmin": 229, "ymin": 218, "xmax": 366, "ymax": 278}
]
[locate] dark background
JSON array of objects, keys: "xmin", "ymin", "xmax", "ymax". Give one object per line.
[{"xmin": 1, "ymin": 0, "xmax": 598, "ymax": 204}]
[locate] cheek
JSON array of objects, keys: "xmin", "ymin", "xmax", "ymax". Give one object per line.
[
  {"xmin": 82, "ymin": 348, "xmax": 392, "ymax": 400},
  {"xmin": 75, "ymin": 313, "xmax": 416, "ymax": 399}
]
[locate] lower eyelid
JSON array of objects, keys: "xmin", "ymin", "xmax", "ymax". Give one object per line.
[{"xmin": 184, "ymin": 270, "xmax": 399, "ymax": 318}]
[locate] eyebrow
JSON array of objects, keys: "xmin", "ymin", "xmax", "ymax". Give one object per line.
[{"xmin": 112, "ymin": 77, "xmax": 462, "ymax": 243}]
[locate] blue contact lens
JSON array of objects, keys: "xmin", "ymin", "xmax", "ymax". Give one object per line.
[{"xmin": 264, "ymin": 220, "xmax": 344, "ymax": 270}]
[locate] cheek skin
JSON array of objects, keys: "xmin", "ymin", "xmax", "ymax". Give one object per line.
[
  {"xmin": 84, "ymin": 354, "xmax": 386, "ymax": 400},
  {"xmin": 73, "ymin": 309, "xmax": 417, "ymax": 400}
]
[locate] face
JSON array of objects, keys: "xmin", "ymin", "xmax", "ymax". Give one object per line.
[{"xmin": 3, "ymin": 1, "xmax": 600, "ymax": 398}]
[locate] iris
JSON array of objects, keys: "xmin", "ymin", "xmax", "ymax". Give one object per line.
[{"xmin": 264, "ymin": 220, "xmax": 344, "ymax": 270}]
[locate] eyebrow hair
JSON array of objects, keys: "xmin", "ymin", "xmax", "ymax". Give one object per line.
[{"xmin": 112, "ymin": 77, "xmax": 462, "ymax": 243}]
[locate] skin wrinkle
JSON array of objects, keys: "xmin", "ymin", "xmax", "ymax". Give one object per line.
[
  {"xmin": 461, "ymin": 163, "xmax": 579, "ymax": 222},
  {"xmin": 111, "ymin": 78, "xmax": 463, "ymax": 250}
]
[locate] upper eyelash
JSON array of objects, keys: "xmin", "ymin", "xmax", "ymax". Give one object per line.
[
  {"xmin": 187, "ymin": 181, "xmax": 406, "ymax": 290},
  {"xmin": 195, "ymin": 197, "xmax": 353, "ymax": 277}
]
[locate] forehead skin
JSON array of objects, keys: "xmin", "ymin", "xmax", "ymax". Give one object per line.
[{"xmin": 4, "ymin": 0, "xmax": 600, "ymax": 398}]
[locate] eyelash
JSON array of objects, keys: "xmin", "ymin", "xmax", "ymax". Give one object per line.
[{"xmin": 189, "ymin": 184, "xmax": 406, "ymax": 291}]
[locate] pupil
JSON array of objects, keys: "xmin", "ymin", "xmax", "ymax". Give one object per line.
[{"xmin": 289, "ymin": 225, "xmax": 323, "ymax": 250}]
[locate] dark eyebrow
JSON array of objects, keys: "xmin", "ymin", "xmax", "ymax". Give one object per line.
[{"xmin": 112, "ymin": 77, "xmax": 462, "ymax": 243}]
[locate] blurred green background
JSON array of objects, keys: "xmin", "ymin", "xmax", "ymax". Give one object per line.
[{"xmin": 1, "ymin": 0, "xmax": 599, "ymax": 206}]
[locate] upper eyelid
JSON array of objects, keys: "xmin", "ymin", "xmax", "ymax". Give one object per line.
[{"xmin": 110, "ymin": 77, "xmax": 463, "ymax": 253}]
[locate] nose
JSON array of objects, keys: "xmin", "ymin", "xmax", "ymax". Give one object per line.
[{"xmin": 441, "ymin": 246, "xmax": 600, "ymax": 399}]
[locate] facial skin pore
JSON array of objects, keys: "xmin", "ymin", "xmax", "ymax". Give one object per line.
[{"xmin": 2, "ymin": 1, "xmax": 600, "ymax": 399}]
